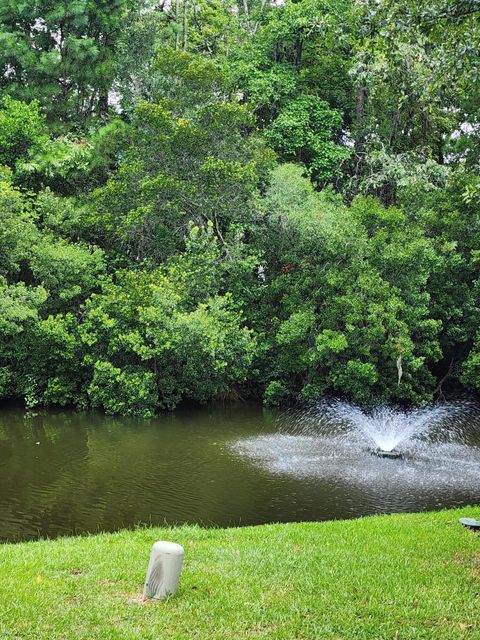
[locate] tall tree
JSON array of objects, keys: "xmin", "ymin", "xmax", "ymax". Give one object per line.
[{"xmin": 0, "ymin": 0, "xmax": 137, "ymax": 127}]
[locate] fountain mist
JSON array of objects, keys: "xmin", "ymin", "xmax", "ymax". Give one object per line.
[{"xmin": 233, "ymin": 399, "xmax": 480, "ymax": 517}]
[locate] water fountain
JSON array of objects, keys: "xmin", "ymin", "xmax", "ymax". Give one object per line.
[
  {"xmin": 372, "ymin": 449, "xmax": 402, "ymax": 459},
  {"xmin": 232, "ymin": 400, "xmax": 480, "ymax": 518},
  {"xmin": 324, "ymin": 401, "xmax": 455, "ymax": 459}
]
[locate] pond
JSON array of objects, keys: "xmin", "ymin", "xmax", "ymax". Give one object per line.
[{"xmin": 1, "ymin": 403, "xmax": 479, "ymax": 542}]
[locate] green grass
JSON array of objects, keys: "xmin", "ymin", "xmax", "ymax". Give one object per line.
[{"xmin": 0, "ymin": 508, "xmax": 479, "ymax": 639}]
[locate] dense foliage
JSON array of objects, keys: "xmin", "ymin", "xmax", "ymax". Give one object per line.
[{"xmin": 1, "ymin": 0, "xmax": 480, "ymax": 414}]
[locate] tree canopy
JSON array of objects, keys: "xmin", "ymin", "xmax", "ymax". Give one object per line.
[{"xmin": 1, "ymin": 0, "xmax": 480, "ymax": 414}]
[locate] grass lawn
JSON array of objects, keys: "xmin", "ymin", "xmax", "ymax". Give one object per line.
[{"xmin": 0, "ymin": 508, "xmax": 479, "ymax": 639}]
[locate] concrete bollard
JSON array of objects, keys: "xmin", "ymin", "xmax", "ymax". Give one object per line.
[{"xmin": 143, "ymin": 541, "xmax": 184, "ymax": 599}]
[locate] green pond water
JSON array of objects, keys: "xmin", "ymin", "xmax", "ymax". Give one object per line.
[{"xmin": 0, "ymin": 404, "xmax": 479, "ymax": 542}]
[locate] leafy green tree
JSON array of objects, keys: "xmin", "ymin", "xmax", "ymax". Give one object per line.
[
  {"xmin": 254, "ymin": 164, "xmax": 440, "ymax": 404},
  {"xmin": 83, "ymin": 53, "xmax": 273, "ymax": 263},
  {"xmin": 397, "ymin": 170, "xmax": 480, "ymax": 396},
  {"xmin": 15, "ymin": 118, "xmax": 129, "ymax": 196},
  {"xmin": 20, "ymin": 313, "xmax": 83, "ymax": 408},
  {"xmin": 265, "ymin": 95, "xmax": 350, "ymax": 182},
  {"xmin": 346, "ymin": 0, "xmax": 480, "ymax": 203},
  {"xmin": 0, "ymin": 175, "xmax": 38, "ymax": 277},
  {"xmin": 0, "ymin": 173, "xmax": 105, "ymax": 311},
  {"xmin": 0, "ymin": 278, "xmax": 47, "ymax": 400},
  {"xmin": 0, "ymin": 174, "xmax": 106, "ymax": 407},
  {"xmin": 79, "ymin": 259, "xmax": 255, "ymax": 415},
  {"xmin": 462, "ymin": 319, "xmax": 480, "ymax": 394},
  {"xmin": 224, "ymin": 0, "xmax": 355, "ymax": 159},
  {"xmin": 0, "ymin": 0, "xmax": 137, "ymax": 126},
  {"xmin": 0, "ymin": 96, "xmax": 48, "ymax": 168},
  {"xmin": 0, "ymin": 96, "xmax": 128, "ymax": 195}
]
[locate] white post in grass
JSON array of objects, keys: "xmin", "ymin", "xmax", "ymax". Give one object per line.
[{"xmin": 143, "ymin": 541, "xmax": 184, "ymax": 599}]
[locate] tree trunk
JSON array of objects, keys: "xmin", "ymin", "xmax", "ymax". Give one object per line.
[
  {"xmin": 242, "ymin": 0, "xmax": 251, "ymax": 33},
  {"xmin": 97, "ymin": 91, "xmax": 109, "ymax": 118},
  {"xmin": 355, "ymin": 86, "xmax": 366, "ymax": 133},
  {"xmin": 175, "ymin": 0, "xmax": 180, "ymax": 51},
  {"xmin": 182, "ymin": 0, "xmax": 187, "ymax": 52},
  {"xmin": 294, "ymin": 38, "xmax": 303, "ymax": 68},
  {"xmin": 437, "ymin": 138, "xmax": 444, "ymax": 164},
  {"xmin": 351, "ymin": 85, "xmax": 368, "ymax": 195}
]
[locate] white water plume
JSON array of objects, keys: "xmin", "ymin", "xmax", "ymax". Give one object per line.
[{"xmin": 324, "ymin": 401, "xmax": 456, "ymax": 452}]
